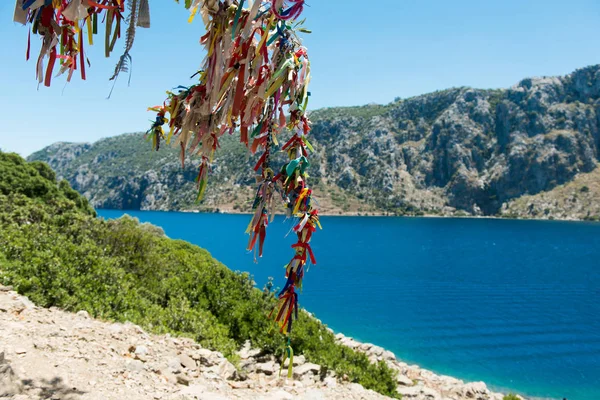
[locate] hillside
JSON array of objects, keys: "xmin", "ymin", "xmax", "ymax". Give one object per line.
[
  {"xmin": 0, "ymin": 152, "xmax": 400, "ymax": 397},
  {"xmin": 1, "ymin": 285, "xmax": 514, "ymax": 400},
  {"xmin": 29, "ymin": 65, "xmax": 600, "ymax": 219},
  {"xmin": 0, "ymin": 285, "xmax": 390, "ymax": 400}
]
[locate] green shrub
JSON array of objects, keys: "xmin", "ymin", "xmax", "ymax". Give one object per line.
[{"xmin": 503, "ymin": 394, "xmax": 520, "ymax": 400}]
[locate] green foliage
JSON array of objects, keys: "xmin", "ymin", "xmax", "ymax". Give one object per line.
[
  {"xmin": 0, "ymin": 152, "xmax": 400, "ymax": 398},
  {"xmin": 503, "ymin": 394, "xmax": 520, "ymax": 400}
]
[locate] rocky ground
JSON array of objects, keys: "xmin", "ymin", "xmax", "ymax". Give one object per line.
[{"xmin": 0, "ymin": 285, "xmax": 521, "ymax": 400}]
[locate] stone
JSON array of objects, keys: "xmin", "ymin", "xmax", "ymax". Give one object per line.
[
  {"xmin": 178, "ymin": 354, "xmax": 197, "ymax": 370},
  {"xmin": 191, "ymin": 348, "xmax": 214, "ymax": 365},
  {"xmin": 14, "ymin": 348, "xmax": 27, "ymax": 355},
  {"xmin": 168, "ymin": 357, "xmax": 182, "ymax": 373},
  {"xmin": 292, "ymin": 362, "xmax": 320, "ymax": 378},
  {"xmin": 159, "ymin": 369, "xmax": 178, "ymax": 384},
  {"xmin": 397, "ymin": 373, "xmax": 414, "ymax": 386},
  {"xmin": 341, "ymin": 338, "xmax": 360, "ymax": 349},
  {"xmin": 134, "ymin": 345, "xmax": 149, "ymax": 355},
  {"xmin": 323, "ymin": 376, "xmax": 337, "ymax": 388},
  {"xmin": 267, "ymin": 389, "xmax": 294, "ymax": 400},
  {"xmin": 76, "ymin": 310, "xmax": 90, "ymax": 319},
  {"xmin": 370, "ymin": 345, "xmax": 384, "ymax": 357},
  {"xmin": 382, "ymin": 350, "xmax": 396, "ymax": 361},
  {"xmin": 396, "ymin": 386, "xmax": 422, "ymax": 398},
  {"xmin": 125, "ymin": 359, "xmax": 145, "ymax": 373},
  {"xmin": 462, "ymin": 381, "xmax": 489, "ymax": 398},
  {"xmin": 0, "ymin": 356, "xmax": 22, "ymax": 397},
  {"xmin": 282, "ymin": 354, "xmax": 305, "ymax": 367},
  {"xmin": 359, "ymin": 342, "xmax": 374, "ymax": 352},
  {"xmin": 256, "ymin": 360, "xmax": 277, "ymax": 376},
  {"xmin": 240, "ymin": 358, "xmax": 257, "ymax": 373},
  {"xmin": 176, "ymin": 375, "xmax": 190, "ymax": 386},
  {"xmin": 397, "ymin": 386, "xmax": 442, "ymax": 399},
  {"xmin": 217, "ymin": 359, "xmax": 237, "ymax": 380},
  {"xmin": 303, "ymin": 388, "xmax": 327, "ymax": 400},
  {"xmin": 348, "ymin": 383, "xmax": 365, "ymax": 392}
]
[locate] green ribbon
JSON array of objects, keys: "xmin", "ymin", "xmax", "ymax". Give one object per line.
[
  {"xmin": 279, "ymin": 338, "xmax": 294, "ymax": 379},
  {"xmin": 285, "ymin": 156, "xmax": 309, "ymax": 177},
  {"xmin": 231, "ymin": 0, "xmax": 244, "ymax": 40}
]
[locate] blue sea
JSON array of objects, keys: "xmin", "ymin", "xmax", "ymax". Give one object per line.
[{"xmin": 98, "ymin": 210, "xmax": 600, "ymax": 400}]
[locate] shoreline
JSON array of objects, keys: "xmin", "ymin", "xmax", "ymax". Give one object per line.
[
  {"xmin": 99, "ymin": 206, "xmax": 599, "ymax": 223},
  {"xmin": 326, "ymin": 328, "xmax": 525, "ymax": 400}
]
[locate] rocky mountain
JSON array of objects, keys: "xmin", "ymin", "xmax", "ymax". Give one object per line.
[{"xmin": 29, "ymin": 65, "xmax": 600, "ymax": 219}]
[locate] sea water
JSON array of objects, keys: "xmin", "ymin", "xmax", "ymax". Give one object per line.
[{"xmin": 98, "ymin": 210, "xmax": 600, "ymax": 400}]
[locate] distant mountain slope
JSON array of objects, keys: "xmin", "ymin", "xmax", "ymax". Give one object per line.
[{"xmin": 29, "ymin": 65, "xmax": 600, "ymax": 219}]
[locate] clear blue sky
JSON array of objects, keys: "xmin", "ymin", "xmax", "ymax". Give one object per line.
[{"xmin": 2, "ymin": 0, "xmax": 600, "ymax": 156}]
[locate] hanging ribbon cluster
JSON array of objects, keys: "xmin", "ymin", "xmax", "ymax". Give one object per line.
[
  {"xmin": 14, "ymin": 0, "xmax": 150, "ymax": 89},
  {"xmin": 16, "ymin": 0, "xmax": 320, "ymax": 377},
  {"xmin": 146, "ymin": 0, "xmax": 319, "ymax": 375}
]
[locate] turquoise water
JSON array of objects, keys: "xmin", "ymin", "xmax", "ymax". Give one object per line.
[{"xmin": 98, "ymin": 210, "xmax": 600, "ymax": 400}]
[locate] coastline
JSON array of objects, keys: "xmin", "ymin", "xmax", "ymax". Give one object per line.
[
  {"xmin": 114, "ymin": 206, "xmax": 598, "ymax": 223},
  {"xmin": 325, "ymin": 328, "xmax": 522, "ymax": 400}
]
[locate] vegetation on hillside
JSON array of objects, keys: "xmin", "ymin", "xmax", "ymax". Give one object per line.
[{"xmin": 0, "ymin": 152, "xmax": 399, "ymax": 397}]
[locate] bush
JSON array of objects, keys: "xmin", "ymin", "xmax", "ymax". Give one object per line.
[
  {"xmin": 503, "ymin": 394, "xmax": 520, "ymax": 400},
  {"xmin": 0, "ymin": 152, "xmax": 400, "ymax": 398}
]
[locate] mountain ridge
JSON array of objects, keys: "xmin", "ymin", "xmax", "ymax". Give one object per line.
[{"xmin": 29, "ymin": 65, "xmax": 600, "ymax": 220}]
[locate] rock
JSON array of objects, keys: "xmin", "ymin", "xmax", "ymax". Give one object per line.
[
  {"xmin": 76, "ymin": 310, "xmax": 90, "ymax": 319},
  {"xmin": 382, "ymin": 350, "xmax": 396, "ymax": 361},
  {"xmin": 217, "ymin": 359, "xmax": 237, "ymax": 380},
  {"xmin": 0, "ymin": 354, "xmax": 22, "ymax": 397},
  {"xmin": 190, "ymin": 348, "xmax": 215, "ymax": 366},
  {"xmin": 168, "ymin": 357, "xmax": 182, "ymax": 373},
  {"xmin": 359, "ymin": 342, "xmax": 374, "ymax": 352},
  {"xmin": 240, "ymin": 358, "xmax": 257, "ymax": 373},
  {"xmin": 461, "ymin": 381, "xmax": 490, "ymax": 399},
  {"xmin": 283, "ymin": 354, "xmax": 305, "ymax": 367},
  {"xmin": 256, "ymin": 360, "xmax": 277, "ymax": 376},
  {"xmin": 267, "ymin": 389, "xmax": 294, "ymax": 400},
  {"xmin": 341, "ymin": 338, "xmax": 361, "ymax": 349},
  {"xmin": 292, "ymin": 362, "xmax": 320, "ymax": 378},
  {"xmin": 237, "ymin": 340, "xmax": 261, "ymax": 359},
  {"xmin": 347, "ymin": 383, "xmax": 365, "ymax": 393},
  {"xmin": 125, "ymin": 359, "xmax": 145, "ymax": 373},
  {"xmin": 396, "ymin": 386, "xmax": 422, "ymax": 398},
  {"xmin": 14, "ymin": 347, "xmax": 27, "ymax": 355},
  {"xmin": 176, "ymin": 375, "xmax": 190, "ymax": 386},
  {"xmin": 178, "ymin": 354, "xmax": 197, "ymax": 370},
  {"xmin": 370, "ymin": 345, "xmax": 384, "ymax": 357},
  {"xmin": 159, "ymin": 369, "xmax": 178, "ymax": 384},
  {"xmin": 323, "ymin": 376, "xmax": 337, "ymax": 388},
  {"xmin": 231, "ymin": 369, "xmax": 247, "ymax": 381},
  {"xmin": 397, "ymin": 373, "xmax": 414, "ymax": 386},
  {"xmin": 134, "ymin": 345, "xmax": 149, "ymax": 355}
]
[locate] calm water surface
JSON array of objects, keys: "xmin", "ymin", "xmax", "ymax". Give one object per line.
[{"xmin": 98, "ymin": 210, "xmax": 600, "ymax": 400}]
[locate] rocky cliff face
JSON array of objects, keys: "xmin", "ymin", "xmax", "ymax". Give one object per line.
[{"xmin": 29, "ymin": 65, "xmax": 600, "ymax": 219}]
